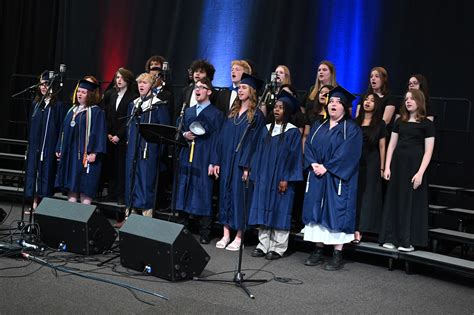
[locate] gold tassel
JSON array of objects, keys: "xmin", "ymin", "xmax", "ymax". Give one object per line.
[
  {"xmin": 189, "ymin": 140, "xmax": 195, "ymax": 163},
  {"xmin": 71, "ymin": 81, "xmax": 80, "ymax": 105},
  {"xmin": 323, "ymin": 94, "xmax": 329, "ymax": 119}
]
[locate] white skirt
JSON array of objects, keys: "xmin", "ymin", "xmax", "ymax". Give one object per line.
[{"xmin": 302, "ymin": 223, "xmax": 354, "ymax": 245}]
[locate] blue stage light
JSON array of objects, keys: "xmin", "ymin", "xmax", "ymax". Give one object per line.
[
  {"xmin": 318, "ymin": 0, "xmax": 381, "ymax": 103},
  {"xmin": 198, "ymin": 0, "xmax": 253, "ymax": 87}
]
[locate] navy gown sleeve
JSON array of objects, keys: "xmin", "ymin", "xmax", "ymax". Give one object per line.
[
  {"xmin": 87, "ymin": 107, "xmax": 107, "ymax": 154},
  {"xmin": 209, "ymin": 109, "xmax": 225, "ymax": 166},
  {"xmin": 238, "ymin": 110, "xmax": 265, "ymax": 169},
  {"xmin": 282, "ymin": 129, "xmax": 303, "ymax": 182},
  {"xmin": 304, "ymin": 120, "xmax": 324, "ymax": 170}
]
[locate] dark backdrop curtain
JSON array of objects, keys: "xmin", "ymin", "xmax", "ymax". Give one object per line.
[{"xmin": 1, "ymin": 0, "xmax": 473, "ymax": 185}]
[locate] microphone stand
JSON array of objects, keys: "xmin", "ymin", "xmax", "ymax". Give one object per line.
[
  {"xmin": 123, "ymin": 76, "xmax": 161, "ymax": 221},
  {"xmin": 11, "ymin": 82, "xmax": 44, "ymax": 99},
  {"xmin": 167, "ymin": 101, "xmax": 188, "ymax": 220},
  {"xmin": 194, "ymin": 113, "xmax": 267, "ymax": 299},
  {"xmin": 98, "ymin": 96, "xmax": 147, "ymax": 262},
  {"xmin": 18, "ymin": 74, "xmax": 59, "ymax": 236}
]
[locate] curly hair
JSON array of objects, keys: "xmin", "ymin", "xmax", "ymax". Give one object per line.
[{"xmin": 190, "ymin": 59, "xmax": 215, "ymax": 81}]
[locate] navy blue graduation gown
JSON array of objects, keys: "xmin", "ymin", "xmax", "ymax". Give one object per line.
[
  {"xmin": 302, "ymin": 118, "xmax": 362, "ymax": 234},
  {"xmin": 175, "ymin": 104, "xmax": 224, "ymax": 216},
  {"xmin": 25, "ymin": 100, "xmax": 66, "ymax": 197},
  {"xmin": 211, "ymin": 109, "xmax": 265, "ymax": 230},
  {"xmin": 125, "ymin": 96, "xmax": 170, "ymax": 209},
  {"xmin": 248, "ymin": 123, "xmax": 303, "ymax": 230},
  {"xmin": 55, "ymin": 105, "xmax": 107, "ymax": 197}
]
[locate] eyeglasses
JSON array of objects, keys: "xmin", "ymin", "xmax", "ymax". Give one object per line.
[
  {"xmin": 194, "ymin": 85, "xmax": 209, "ymax": 90},
  {"xmin": 408, "ymin": 81, "xmax": 419, "ymax": 86}
]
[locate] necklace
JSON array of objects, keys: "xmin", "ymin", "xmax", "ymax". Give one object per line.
[{"xmin": 71, "ymin": 105, "xmax": 86, "ymax": 127}]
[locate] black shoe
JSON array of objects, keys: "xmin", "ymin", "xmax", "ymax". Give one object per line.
[
  {"xmin": 265, "ymin": 251, "xmax": 282, "ymax": 260},
  {"xmin": 325, "ymin": 249, "xmax": 343, "ymax": 271},
  {"xmin": 200, "ymin": 236, "xmax": 210, "ymax": 244},
  {"xmin": 251, "ymin": 248, "xmax": 266, "ymax": 257},
  {"xmin": 304, "ymin": 247, "xmax": 324, "ymax": 266}
]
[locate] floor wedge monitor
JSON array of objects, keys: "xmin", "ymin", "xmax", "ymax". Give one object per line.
[
  {"xmin": 119, "ymin": 214, "xmax": 210, "ymax": 281},
  {"xmin": 35, "ymin": 197, "xmax": 117, "ymax": 254}
]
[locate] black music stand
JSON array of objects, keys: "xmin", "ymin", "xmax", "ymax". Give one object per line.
[{"xmin": 139, "ymin": 123, "xmax": 186, "ymax": 147}]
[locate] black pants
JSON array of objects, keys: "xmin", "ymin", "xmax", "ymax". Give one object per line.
[
  {"xmin": 177, "ymin": 211, "xmax": 213, "ymax": 238},
  {"xmin": 106, "ymin": 142, "xmax": 126, "ymax": 201}
]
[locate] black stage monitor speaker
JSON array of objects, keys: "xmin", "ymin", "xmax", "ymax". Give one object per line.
[
  {"xmin": 119, "ymin": 214, "xmax": 210, "ymax": 281},
  {"xmin": 35, "ymin": 198, "xmax": 117, "ymax": 255}
]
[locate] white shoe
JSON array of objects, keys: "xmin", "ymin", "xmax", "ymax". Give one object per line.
[
  {"xmin": 382, "ymin": 243, "xmax": 396, "ymax": 249},
  {"xmin": 142, "ymin": 209, "xmax": 153, "ymax": 217},
  {"xmin": 397, "ymin": 245, "xmax": 415, "ymax": 252}
]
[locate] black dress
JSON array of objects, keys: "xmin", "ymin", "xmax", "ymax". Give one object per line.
[
  {"xmin": 379, "ymin": 94, "xmax": 398, "ymax": 134},
  {"xmin": 379, "ymin": 119, "xmax": 435, "ymax": 247},
  {"xmin": 356, "ymin": 121, "xmax": 387, "ymax": 233}
]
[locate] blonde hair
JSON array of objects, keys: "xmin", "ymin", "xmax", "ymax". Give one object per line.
[
  {"xmin": 276, "ymin": 65, "xmax": 291, "ymax": 85},
  {"xmin": 308, "ymin": 60, "xmax": 336, "ymax": 101},
  {"xmin": 136, "ymin": 72, "xmax": 154, "ymax": 85},
  {"xmin": 231, "ymin": 60, "xmax": 252, "ymax": 75}
]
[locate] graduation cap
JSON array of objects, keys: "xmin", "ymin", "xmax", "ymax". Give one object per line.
[
  {"xmin": 277, "ymin": 89, "xmax": 299, "ymax": 114},
  {"xmin": 40, "ymin": 70, "xmax": 52, "ymax": 82},
  {"xmin": 328, "ymin": 85, "xmax": 356, "ymax": 107},
  {"xmin": 78, "ymin": 79, "xmax": 100, "ymax": 91},
  {"xmin": 240, "ymin": 72, "xmax": 264, "ymax": 91},
  {"xmin": 189, "ymin": 121, "xmax": 207, "ymax": 135}
]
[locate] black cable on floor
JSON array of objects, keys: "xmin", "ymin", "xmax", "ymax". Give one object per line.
[{"xmin": 22, "ymin": 252, "xmax": 169, "ymax": 303}]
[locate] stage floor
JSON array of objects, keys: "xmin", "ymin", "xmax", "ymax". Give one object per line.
[{"xmin": 0, "ymin": 202, "xmax": 473, "ymax": 314}]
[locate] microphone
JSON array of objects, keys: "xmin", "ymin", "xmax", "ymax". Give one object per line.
[
  {"xmin": 269, "ymin": 72, "xmax": 277, "ymax": 99},
  {"xmin": 270, "ymin": 72, "xmax": 278, "ymax": 88},
  {"xmin": 59, "ymin": 63, "xmax": 66, "ymax": 87},
  {"xmin": 162, "ymin": 62, "xmax": 169, "ymax": 86}
]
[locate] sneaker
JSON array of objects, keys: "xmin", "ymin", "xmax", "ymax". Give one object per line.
[
  {"xmin": 382, "ymin": 243, "xmax": 396, "ymax": 249},
  {"xmin": 397, "ymin": 245, "xmax": 415, "ymax": 252}
]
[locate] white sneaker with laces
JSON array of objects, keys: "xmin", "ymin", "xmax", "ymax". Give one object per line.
[
  {"xmin": 382, "ymin": 243, "xmax": 396, "ymax": 249},
  {"xmin": 397, "ymin": 245, "xmax": 415, "ymax": 252}
]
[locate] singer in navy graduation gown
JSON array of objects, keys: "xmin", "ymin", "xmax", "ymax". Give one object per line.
[
  {"xmin": 248, "ymin": 91, "xmax": 303, "ymax": 258},
  {"xmin": 125, "ymin": 73, "xmax": 170, "ymax": 212},
  {"xmin": 175, "ymin": 78, "xmax": 224, "ymax": 243},
  {"xmin": 248, "ymin": 124, "xmax": 302, "ymax": 229},
  {"xmin": 176, "ymin": 88, "xmax": 224, "ymax": 216},
  {"xmin": 25, "ymin": 72, "xmax": 66, "ymax": 209},
  {"xmin": 211, "ymin": 73, "xmax": 265, "ymax": 251},
  {"xmin": 55, "ymin": 77, "xmax": 106, "ymax": 204},
  {"xmin": 302, "ymin": 85, "xmax": 362, "ymax": 271},
  {"xmin": 302, "ymin": 120, "xmax": 362, "ymax": 235}
]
